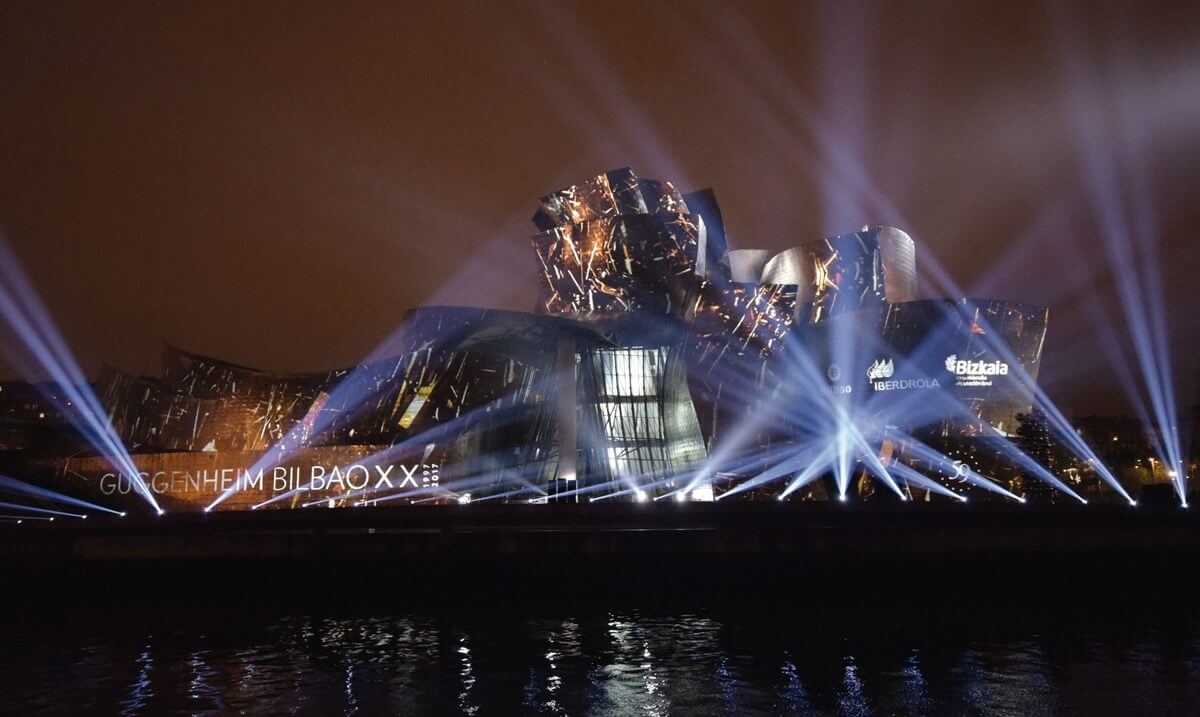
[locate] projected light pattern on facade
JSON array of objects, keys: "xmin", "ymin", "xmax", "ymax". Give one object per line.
[
  {"xmin": 529, "ymin": 169, "xmax": 706, "ymax": 319},
  {"xmin": 0, "ymin": 166, "xmax": 1173, "ymax": 515}
]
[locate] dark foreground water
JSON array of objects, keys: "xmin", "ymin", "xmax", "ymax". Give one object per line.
[{"xmin": 2, "ymin": 577, "xmax": 1198, "ymax": 716}]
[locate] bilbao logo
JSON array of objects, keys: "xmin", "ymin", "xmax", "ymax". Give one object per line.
[{"xmin": 823, "ymin": 363, "xmax": 852, "ymax": 395}]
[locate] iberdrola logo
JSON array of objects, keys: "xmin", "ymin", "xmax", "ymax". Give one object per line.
[
  {"xmin": 867, "ymin": 358, "xmax": 895, "ymax": 381},
  {"xmin": 869, "ymin": 356, "xmax": 938, "ymax": 392}
]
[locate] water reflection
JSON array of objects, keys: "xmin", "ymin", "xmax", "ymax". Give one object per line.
[
  {"xmin": 895, "ymin": 650, "xmax": 931, "ymax": 714},
  {"xmin": 839, "ymin": 656, "xmax": 868, "ymax": 716},
  {"xmin": 119, "ymin": 645, "xmax": 154, "ymax": 716},
  {"xmin": 2, "ymin": 591, "xmax": 1200, "ymax": 715}
]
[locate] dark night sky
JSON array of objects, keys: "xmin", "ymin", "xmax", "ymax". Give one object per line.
[{"xmin": 1, "ymin": 0, "xmax": 1198, "ymax": 414}]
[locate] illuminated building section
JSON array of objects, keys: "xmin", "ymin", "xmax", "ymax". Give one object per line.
[
  {"xmin": 98, "ymin": 346, "xmax": 336, "ymax": 453},
  {"xmin": 531, "ymin": 167, "xmax": 648, "ymax": 231},
  {"xmin": 806, "ymin": 299, "xmax": 1049, "ymax": 435},
  {"xmin": 683, "ymin": 225, "xmax": 923, "ymax": 454},
  {"xmin": 691, "ymin": 283, "xmax": 799, "ymax": 363},
  {"xmin": 0, "ymin": 168, "xmax": 1055, "ymax": 510},
  {"xmin": 530, "ymin": 168, "xmax": 712, "ymax": 319},
  {"xmin": 575, "ymin": 345, "xmax": 706, "ymax": 498},
  {"xmin": 531, "ymin": 213, "xmax": 706, "ymax": 318}
]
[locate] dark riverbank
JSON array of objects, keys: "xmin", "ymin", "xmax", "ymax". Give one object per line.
[{"xmin": 3, "ymin": 502, "xmax": 1197, "ymax": 595}]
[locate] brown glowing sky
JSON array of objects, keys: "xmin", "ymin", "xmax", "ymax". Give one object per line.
[{"xmin": 1, "ymin": 0, "xmax": 1198, "ymax": 413}]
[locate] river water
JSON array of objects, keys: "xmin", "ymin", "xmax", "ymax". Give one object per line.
[{"xmin": 1, "ymin": 582, "xmax": 1197, "ymax": 715}]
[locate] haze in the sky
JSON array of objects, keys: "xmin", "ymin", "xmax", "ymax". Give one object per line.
[{"xmin": 2, "ymin": 0, "xmax": 1198, "ymax": 413}]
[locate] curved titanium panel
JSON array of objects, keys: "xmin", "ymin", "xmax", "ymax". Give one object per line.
[
  {"xmin": 532, "ymin": 167, "xmax": 647, "ymax": 230},
  {"xmin": 726, "ymin": 249, "xmax": 774, "ymax": 283},
  {"xmin": 531, "ymin": 213, "xmax": 703, "ymax": 319},
  {"xmin": 760, "ymin": 247, "xmax": 813, "ymax": 289},
  {"xmin": 872, "ymin": 225, "xmax": 918, "ymax": 302}
]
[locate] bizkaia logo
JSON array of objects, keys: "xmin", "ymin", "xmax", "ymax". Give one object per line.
[
  {"xmin": 944, "ymin": 354, "xmax": 1009, "ymax": 387},
  {"xmin": 868, "ymin": 357, "xmax": 940, "ymax": 392}
]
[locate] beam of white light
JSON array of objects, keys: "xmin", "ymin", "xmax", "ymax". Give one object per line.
[
  {"xmin": 886, "ymin": 462, "xmax": 967, "ymax": 503},
  {"xmin": 342, "ymin": 484, "xmax": 443, "ymax": 508},
  {"xmin": 0, "ymin": 474, "xmax": 123, "ymax": 516},
  {"xmin": 937, "ymin": 300, "xmax": 1132, "ymax": 503},
  {"xmin": 676, "ymin": 7, "xmax": 1133, "ymax": 503},
  {"xmin": 895, "ymin": 435, "xmax": 1026, "ymax": 503},
  {"xmin": 570, "ymin": 456, "xmax": 709, "ymax": 503},
  {"xmin": 339, "ymin": 428, "xmax": 553, "ymax": 506},
  {"xmin": 1055, "ymin": 14, "xmax": 1188, "ymax": 503},
  {"xmin": 853, "ymin": 210, "xmax": 1130, "ymax": 502},
  {"xmin": 224, "ymin": 372, "xmax": 551, "ymax": 510},
  {"xmin": 682, "ymin": 347, "xmax": 801, "ymax": 495},
  {"xmin": 899, "ymin": 385, "xmax": 1087, "ymax": 504},
  {"xmin": 779, "ymin": 447, "xmax": 839, "ymax": 500},
  {"xmin": 206, "ymin": 221, "xmax": 540, "ymax": 512},
  {"xmin": 531, "ymin": 0, "xmax": 695, "ymax": 188},
  {"xmin": 836, "ymin": 415, "xmax": 906, "ymax": 500},
  {"xmin": 672, "ymin": 2, "xmax": 908, "ymax": 231},
  {"xmin": 408, "ymin": 494, "xmax": 450, "ymax": 505},
  {"xmin": 296, "ymin": 457, "xmax": 548, "ymax": 509},
  {"xmin": 467, "ymin": 486, "xmax": 544, "ymax": 504},
  {"xmin": 0, "ymin": 238, "xmax": 161, "ymax": 514},
  {"xmin": 587, "ymin": 467, "xmax": 697, "ymax": 503},
  {"xmin": 983, "ymin": 434, "xmax": 1085, "ymax": 504},
  {"xmin": 715, "ymin": 442, "xmax": 828, "ymax": 500},
  {"xmin": 0, "ymin": 500, "xmax": 87, "ymax": 519},
  {"xmin": 557, "ymin": 474, "xmax": 667, "ymax": 503},
  {"xmin": 688, "ymin": 293, "xmax": 919, "ymax": 503},
  {"xmin": 1074, "ymin": 274, "xmax": 1173, "ymax": 474}
]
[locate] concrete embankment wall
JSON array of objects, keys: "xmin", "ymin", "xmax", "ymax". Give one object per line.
[{"xmin": 3, "ymin": 503, "xmax": 1196, "ymax": 564}]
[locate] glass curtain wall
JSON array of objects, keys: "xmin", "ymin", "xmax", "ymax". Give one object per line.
[{"xmin": 578, "ymin": 347, "xmax": 671, "ymax": 495}]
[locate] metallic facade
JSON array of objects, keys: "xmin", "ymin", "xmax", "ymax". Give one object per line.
[{"xmin": 1, "ymin": 167, "xmax": 1049, "ymax": 510}]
